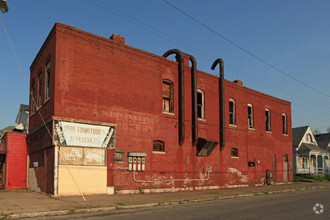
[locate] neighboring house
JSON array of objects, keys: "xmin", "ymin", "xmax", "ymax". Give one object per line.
[
  {"xmin": 292, "ymin": 126, "xmax": 329, "ymax": 175},
  {"xmin": 27, "ymin": 23, "xmax": 293, "ymax": 195},
  {"xmin": 314, "ymin": 133, "xmax": 330, "ymax": 152},
  {"xmin": 15, "ymin": 104, "xmax": 29, "ymax": 134},
  {"xmin": 0, "ymin": 104, "xmax": 28, "ymax": 189}
]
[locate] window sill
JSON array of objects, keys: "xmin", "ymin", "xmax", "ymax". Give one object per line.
[
  {"xmin": 152, "ymin": 151, "xmax": 166, "ymax": 154},
  {"xmin": 229, "ymin": 124, "xmax": 237, "ymax": 127},
  {"xmin": 231, "ymin": 156, "xmax": 239, "ymax": 159},
  {"xmin": 248, "ymin": 127, "xmax": 255, "ymax": 131},
  {"xmin": 198, "ymin": 118, "xmax": 206, "ymax": 121},
  {"xmin": 266, "ymin": 131, "xmax": 272, "ymax": 134},
  {"xmin": 282, "ymin": 134, "xmax": 288, "ymax": 136},
  {"xmin": 162, "ymin": 112, "xmax": 175, "ymax": 116}
]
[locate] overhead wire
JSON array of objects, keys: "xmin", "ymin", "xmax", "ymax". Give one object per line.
[
  {"xmin": 161, "ymin": 0, "xmax": 330, "ymax": 99},
  {"xmin": 0, "ymin": 15, "xmax": 86, "ymax": 202},
  {"xmin": 88, "ymin": 0, "xmax": 330, "ymax": 117}
]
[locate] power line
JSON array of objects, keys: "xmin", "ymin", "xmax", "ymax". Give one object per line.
[
  {"xmin": 87, "ymin": 0, "xmax": 330, "ymax": 115},
  {"xmin": 161, "ymin": 0, "xmax": 330, "ymax": 99}
]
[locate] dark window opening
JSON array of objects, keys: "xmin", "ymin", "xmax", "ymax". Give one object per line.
[
  {"xmin": 265, "ymin": 109, "xmax": 271, "ymax": 131},
  {"xmin": 282, "ymin": 114, "xmax": 287, "ymax": 134},
  {"xmin": 197, "ymin": 90, "xmax": 204, "ymax": 119},
  {"xmin": 153, "ymin": 140, "xmax": 165, "ymax": 152},
  {"xmin": 31, "ymin": 82, "xmax": 35, "ymax": 113},
  {"xmin": 196, "ymin": 138, "xmax": 218, "ymax": 156},
  {"xmin": 229, "ymin": 100, "xmax": 236, "ymax": 125},
  {"xmin": 38, "ymin": 73, "xmax": 42, "ymax": 107},
  {"xmin": 248, "ymin": 104, "xmax": 254, "ymax": 129},
  {"xmin": 163, "ymin": 80, "xmax": 173, "ymax": 113},
  {"xmin": 46, "ymin": 61, "xmax": 51, "ymax": 100},
  {"xmin": 231, "ymin": 148, "xmax": 238, "ymax": 157}
]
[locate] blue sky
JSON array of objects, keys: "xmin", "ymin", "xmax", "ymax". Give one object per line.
[{"xmin": 1, "ymin": 0, "xmax": 329, "ymax": 132}]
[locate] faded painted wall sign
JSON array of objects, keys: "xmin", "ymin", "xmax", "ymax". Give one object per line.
[{"xmin": 54, "ymin": 121, "xmax": 115, "ymax": 148}]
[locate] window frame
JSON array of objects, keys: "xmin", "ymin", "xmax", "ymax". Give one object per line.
[
  {"xmin": 265, "ymin": 109, "xmax": 271, "ymax": 132},
  {"xmin": 31, "ymin": 81, "xmax": 36, "ymax": 114},
  {"xmin": 38, "ymin": 73, "xmax": 42, "ymax": 108},
  {"xmin": 247, "ymin": 104, "xmax": 254, "ymax": 129},
  {"xmin": 231, "ymin": 148, "xmax": 238, "ymax": 158},
  {"xmin": 282, "ymin": 113, "xmax": 288, "ymax": 135},
  {"xmin": 197, "ymin": 89, "xmax": 205, "ymax": 119},
  {"xmin": 153, "ymin": 140, "xmax": 165, "ymax": 153},
  {"xmin": 229, "ymin": 99, "xmax": 236, "ymax": 125},
  {"xmin": 162, "ymin": 80, "xmax": 174, "ymax": 114},
  {"xmin": 45, "ymin": 61, "xmax": 51, "ymax": 101}
]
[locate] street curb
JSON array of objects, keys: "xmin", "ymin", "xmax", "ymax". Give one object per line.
[{"xmin": 4, "ymin": 185, "xmax": 329, "ymax": 219}]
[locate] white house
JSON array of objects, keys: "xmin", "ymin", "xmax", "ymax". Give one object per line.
[{"xmin": 292, "ymin": 126, "xmax": 329, "ymax": 175}]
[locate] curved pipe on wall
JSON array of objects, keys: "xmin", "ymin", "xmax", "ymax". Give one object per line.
[
  {"xmin": 211, "ymin": 58, "xmax": 225, "ymax": 150},
  {"xmin": 163, "ymin": 49, "xmax": 185, "ymax": 146},
  {"xmin": 188, "ymin": 55, "xmax": 198, "ymax": 146}
]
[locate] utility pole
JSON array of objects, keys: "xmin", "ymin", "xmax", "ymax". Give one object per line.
[{"xmin": 0, "ymin": 0, "xmax": 9, "ymax": 13}]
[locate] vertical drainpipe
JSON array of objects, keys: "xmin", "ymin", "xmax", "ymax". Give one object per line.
[
  {"xmin": 188, "ymin": 55, "xmax": 198, "ymax": 146},
  {"xmin": 163, "ymin": 49, "xmax": 185, "ymax": 146},
  {"xmin": 211, "ymin": 58, "xmax": 225, "ymax": 150}
]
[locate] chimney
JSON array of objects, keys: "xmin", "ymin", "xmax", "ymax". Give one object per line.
[
  {"xmin": 233, "ymin": 80, "xmax": 243, "ymax": 86},
  {"xmin": 110, "ymin": 34, "xmax": 125, "ymax": 45}
]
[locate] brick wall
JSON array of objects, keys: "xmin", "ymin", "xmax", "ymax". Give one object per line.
[{"xmin": 29, "ymin": 23, "xmax": 292, "ymax": 193}]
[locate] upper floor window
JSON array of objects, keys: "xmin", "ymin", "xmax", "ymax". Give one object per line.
[
  {"xmin": 153, "ymin": 140, "xmax": 165, "ymax": 152},
  {"xmin": 306, "ymin": 134, "xmax": 314, "ymax": 143},
  {"xmin": 265, "ymin": 109, "xmax": 271, "ymax": 131},
  {"xmin": 163, "ymin": 80, "xmax": 173, "ymax": 113},
  {"xmin": 229, "ymin": 99, "xmax": 236, "ymax": 125},
  {"xmin": 231, "ymin": 148, "xmax": 238, "ymax": 157},
  {"xmin": 38, "ymin": 73, "xmax": 42, "ymax": 108},
  {"xmin": 248, "ymin": 104, "xmax": 254, "ymax": 129},
  {"xmin": 46, "ymin": 61, "xmax": 51, "ymax": 100},
  {"xmin": 197, "ymin": 89, "xmax": 205, "ymax": 119},
  {"xmin": 31, "ymin": 81, "xmax": 35, "ymax": 113},
  {"xmin": 282, "ymin": 113, "xmax": 288, "ymax": 135}
]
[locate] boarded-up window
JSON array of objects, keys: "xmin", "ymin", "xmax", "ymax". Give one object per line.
[
  {"xmin": 229, "ymin": 99, "xmax": 236, "ymax": 125},
  {"xmin": 248, "ymin": 104, "xmax": 254, "ymax": 129},
  {"xmin": 282, "ymin": 113, "xmax": 287, "ymax": 134},
  {"xmin": 163, "ymin": 80, "xmax": 173, "ymax": 113},
  {"xmin": 153, "ymin": 140, "xmax": 165, "ymax": 152},
  {"xmin": 197, "ymin": 89, "xmax": 204, "ymax": 119},
  {"xmin": 265, "ymin": 109, "xmax": 271, "ymax": 131}
]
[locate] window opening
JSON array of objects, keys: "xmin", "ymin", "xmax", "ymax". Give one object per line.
[
  {"xmin": 231, "ymin": 148, "xmax": 238, "ymax": 157},
  {"xmin": 163, "ymin": 80, "xmax": 173, "ymax": 113},
  {"xmin": 38, "ymin": 73, "xmax": 42, "ymax": 108},
  {"xmin": 153, "ymin": 140, "xmax": 165, "ymax": 152},
  {"xmin": 248, "ymin": 104, "xmax": 254, "ymax": 129},
  {"xmin": 46, "ymin": 61, "xmax": 50, "ymax": 100},
  {"xmin": 229, "ymin": 100, "xmax": 236, "ymax": 125},
  {"xmin": 282, "ymin": 114, "xmax": 287, "ymax": 134},
  {"xmin": 265, "ymin": 109, "xmax": 271, "ymax": 131},
  {"xmin": 197, "ymin": 89, "xmax": 204, "ymax": 119}
]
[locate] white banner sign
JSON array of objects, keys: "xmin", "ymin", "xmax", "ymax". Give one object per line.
[{"xmin": 54, "ymin": 120, "xmax": 115, "ymax": 148}]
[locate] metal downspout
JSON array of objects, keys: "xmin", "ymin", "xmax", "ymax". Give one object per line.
[
  {"xmin": 211, "ymin": 58, "xmax": 225, "ymax": 150},
  {"xmin": 188, "ymin": 55, "xmax": 198, "ymax": 146},
  {"xmin": 163, "ymin": 49, "xmax": 185, "ymax": 146}
]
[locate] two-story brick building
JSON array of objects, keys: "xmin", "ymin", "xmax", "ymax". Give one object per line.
[{"xmin": 28, "ymin": 23, "xmax": 292, "ymax": 195}]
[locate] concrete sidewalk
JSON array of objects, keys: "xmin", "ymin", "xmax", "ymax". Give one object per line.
[{"xmin": 1, "ymin": 182, "xmax": 329, "ymax": 219}]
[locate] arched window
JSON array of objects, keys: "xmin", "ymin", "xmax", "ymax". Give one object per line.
[
  {"xmin": 231, "ymin": 148, "xmax": 238, "ymax": 157},
  {"xmin": 197, "ymin": 89, "xmax": 205, "ymax": 119},
  {"xmin": 153, "ymin": 140, "xmax": 165, "ymax": 152},
  {"xmin": 229, "ymin": 99, "xmax": 236, "ymax": 125}
]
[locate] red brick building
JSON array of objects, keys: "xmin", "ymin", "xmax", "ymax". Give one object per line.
[
  {"xmin": 0, "ymin": 131, "xmax": 27, "ymax": 190},
  {"xmin": 28, "ymin": 23, "xmax": 292, "ymax": 195}
]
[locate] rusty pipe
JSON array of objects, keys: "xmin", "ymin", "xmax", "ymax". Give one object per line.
[
  {"xmin": 211, "ymin": 58, "xmax": 225, "ymax": 150},
  {"xmin": 188, "ymin": 55, "xmax": 198, "ymax": 146},
  {"xmin": 163, "ymin": 49, "xmax": 185, "ymax": 146}
]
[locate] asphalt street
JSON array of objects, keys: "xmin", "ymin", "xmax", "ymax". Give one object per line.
[{"xmin": 33, "ymin": 188, "xmax": 329, "ymax": 220}]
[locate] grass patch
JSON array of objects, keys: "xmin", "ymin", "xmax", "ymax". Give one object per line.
[
  {"xmin": 263, "ymin": 191, "xmax": 269, "ymax": 195},
  {"xmin": 294, "ymin": 174, "xmax": 330, "ymax": 182},
  {"xmin": 116, "ymin": 203, "xmax": 126, "ymax": 206}
]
